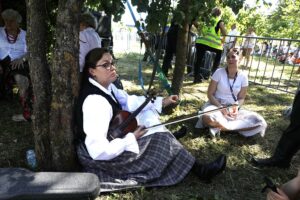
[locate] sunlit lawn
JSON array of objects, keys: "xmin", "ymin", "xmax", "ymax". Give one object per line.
[{"xmin": 0, "ymin": 52, "xmax": 299, "ymax": 200}]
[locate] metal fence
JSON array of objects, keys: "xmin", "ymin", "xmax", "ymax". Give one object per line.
[
  {"xmin": 229, "ymin": 36, "xmax": 300, "ymax": 95},
  {"xmin": 112, "ymin": 30, "xmax": 300, "ymax": 95},
  {"xmin": 112, "ymin": 30, "xmax": 141, "ymax": 53}
]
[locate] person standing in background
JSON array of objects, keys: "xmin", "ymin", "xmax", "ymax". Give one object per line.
[
  {"xmin": 239, "ymin": 27, "xmax": 256, "ymax": 68},
  {"xmin": 220, "ymin": 23, "xmax": 239, "ymax": 65},
  {"xmin": 79, "ymin": 12, "xmax": 102, "ymax": 75},
  {"xmin": 193, "ymin": 7, "xmax": 226, "ymax": 83},
  {"xmin": 161, "ymin": 21, "xmax": 179, "ymax": 77}
]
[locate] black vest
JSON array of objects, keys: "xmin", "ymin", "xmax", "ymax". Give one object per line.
[{"xmin": 75, "ymin": 82, "xmax": 122, "ymax": 142}]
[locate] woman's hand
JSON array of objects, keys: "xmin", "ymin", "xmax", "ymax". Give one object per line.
[
  {"xmin": 162, "ymin": 95, "xmax": 179, "ymax": 107},
  {"xmin": 221, "ymin": 105, "xmax": 238, "ymax": 120},
  {"xmin": 10, "ymin": 58, "xmax": 24, "ymax": 70},
  {"xmin": 133, "ymin": 126, "xmax": 148, "ymax": 139},
  {"xmin": 267, "ymin": 188, "xmax": 290, "ymax": 200},
  {"xmin": 220, "ymin": 107, "xmax": 229, "ymax": 117},
  {"xmin": 227, "ymin": 104, "xmax": 239, "ymax": 119}
]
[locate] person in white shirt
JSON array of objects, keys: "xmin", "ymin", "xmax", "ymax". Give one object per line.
[
  {"xmin": 79, "ymin": 12, "xmax": 102, "ymax": 73},
  {"xmin": 195, "ymin": 48, "xmax": 267, "ymax": 137},
  {"xmin": 75, "ymin": 47, "xmax": 226, "ymax": 191},
  {"xmin": 240, "ymin": 27, "xmax": 257, "ymax": 68},
  {"xmin": 220, "ymin": 23, "xmax": 239, "ymax": 64},
  {"xmin": 0, "ymin": 9, "xmax": 32, "ymax": 122}
]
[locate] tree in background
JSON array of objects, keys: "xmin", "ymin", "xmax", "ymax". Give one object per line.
[
  {"xmin": 267, "ymin": 0, "xmax": 300, "ymax": 39},
  {"xmin": 236, "ymin": 7, "xmax": 268, "ymax": 36}
]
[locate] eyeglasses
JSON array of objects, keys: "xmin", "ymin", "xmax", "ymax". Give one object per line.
[{"xmin": 95, "ymin": 60, "xmax": 117, "ymax": 70}]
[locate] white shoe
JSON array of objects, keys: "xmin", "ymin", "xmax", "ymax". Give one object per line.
[
  {"xmin": 209, "ymin": 128, "xmax": 220, "ymax": 137},
  {"xmin": 12, "ymin": 114, "xmax": 27, "ymax": 122}
]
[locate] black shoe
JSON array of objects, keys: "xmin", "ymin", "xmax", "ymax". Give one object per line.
[
  {"xmin": 193, "ymin": 78, "xmax": 202, "ymax": 84},
  {"xmin": 251, "ymin": 157, "xmax": 290, "ymax": 168},
  {"xmin": 193, "ymin": 74, "xmax": 203, "ymax": 84},
  {"xmin": 173, "ymin": 126, "xmax": 187, "ymax": 139},
  {"xmin": 193, "ymin": 154, "xmax": 227, "ymax": 183}
]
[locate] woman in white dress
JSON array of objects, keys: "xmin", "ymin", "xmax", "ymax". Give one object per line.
[
  {"xmin": 195, "ymin": 48, "xmax": 267, "ymax": 137},
  {"xmin": 240, "ymin": 27, "xmax": 256, "ymax": 68}
]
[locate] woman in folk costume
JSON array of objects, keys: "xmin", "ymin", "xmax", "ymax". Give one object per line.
[
  {"xmin": 0, "ymin": 9, "xmax": 32, "ymax": 121},
  {"xmin": 75, "ymin": 48, "xmax": 226, "ymax": 191},
  {"xmin": 195, "ymin": 48, "xmax": 267, "ymax": 137}
]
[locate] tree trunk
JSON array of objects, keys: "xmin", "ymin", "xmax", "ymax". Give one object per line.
[
  {"xmin": 171, "ymin": 0, "xmax": 190, "ymax": 95},
  {"xmin": 49, "ymin": 0, "xmax": 81, "ymax": 171},
  {"xmin": 26, "ymin": 0, "xmax": 52, "ymax": 170}
]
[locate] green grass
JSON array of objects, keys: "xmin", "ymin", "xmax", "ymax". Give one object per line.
[{"xmin": 0, "ymin": 52, "xmax": 298, "ymax": 200}]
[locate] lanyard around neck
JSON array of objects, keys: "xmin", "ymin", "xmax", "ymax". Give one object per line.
[{"xmin": 226, "ymin": 68, "xmax": 238, "ymax": 102}]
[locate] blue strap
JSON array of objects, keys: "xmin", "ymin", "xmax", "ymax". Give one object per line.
[
  {"xmin": 126, "ymin": 0, "xmax": 172, "ymax": 95},
  {"xmin": 126, "ymin": 0, "xmax": 143, "ymax": 32},
  {"xmin": 138, "ymin": 60, "xmax": 145, "ymax": 92}
]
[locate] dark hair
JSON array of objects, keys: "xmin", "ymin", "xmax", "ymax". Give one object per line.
[
  {"xmin": 211, "ymin": 7, "xmax": 221, "ymax": 17},
  {"xmin": 80, "ymin": 12, "xmax": 97, "ymax": 29},
  {"xmin": 81, "ymin": 47, "xmax": 111, "ymax": 88},
  {"xmin": 227, "ymin": 48, "xmax": 240, "ymax": 56}
]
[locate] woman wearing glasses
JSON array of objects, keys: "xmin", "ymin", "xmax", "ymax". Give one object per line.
[
  {"xmin": 75, "ymin": 48, "xmax": 226, "ymax": 191},
  {"xmin": 195, "ymin": 48, "xmax": 267, "ymax": 137}
]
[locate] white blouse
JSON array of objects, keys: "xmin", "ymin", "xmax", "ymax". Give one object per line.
[
  {"xmin": 211, "ymin": 68, "xmax": 248, "ymax": 105},
  {"xmin": 83, "ymin": 78, "xmax": 165, "ymax": 161},
  {"xmin": 242, "ymin": 32, "xmax": 257, "ymax": 49},
  {"xmin": 0, "ymin": 27, "xmax": 27, "ymax": 60}
]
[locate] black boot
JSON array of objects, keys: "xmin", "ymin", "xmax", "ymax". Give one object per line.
[
  {"xmin": 193, "ymin": 74, "xmax": 202, "ymax": 84},
  {"xmin": 192, "ymin": 154, "xmax": 226, "ymax": 183},
  {"xmin": 172, "ymin": 125, "xmax": 187, "ymax": 139},
  {"xmin": 251, "ymin": 137, "xmax": 300, "ymax": 168}
]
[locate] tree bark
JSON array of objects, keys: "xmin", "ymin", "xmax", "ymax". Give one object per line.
[
  {"xmin": 49, "ymin": 0, "xmax": 81, "ymax": 171},
  {"xmin": 26, "ymin": 0, "xmax": 52, "ymax": 170},
  {"xmin": 171, "ymin": 0, "xmax": 190, "ymax": 95}
]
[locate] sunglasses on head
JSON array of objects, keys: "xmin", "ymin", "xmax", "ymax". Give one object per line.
[{"xmin": 230, "ymin": 48, "xmax": 240, "ymax": 55}]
